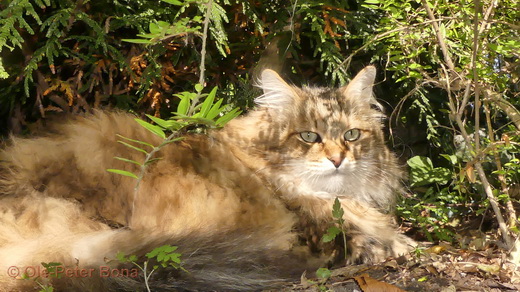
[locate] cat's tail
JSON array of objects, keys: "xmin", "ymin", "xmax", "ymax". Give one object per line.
[
  {"xmin": 0, "ymin": 206, "xmax": 316, "ymax": 292},
  {"xmin": 103, "ymin": 229, "xmax": 315, "ymax": 291},
  {"xmin": 30, "ymin": 228, "xmax": 316, "ymax": 292}
]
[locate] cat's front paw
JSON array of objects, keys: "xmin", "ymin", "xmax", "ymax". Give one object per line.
[
  {"xmin": 347, "ymin": 233, "xmax": 415, "ymax": 264},
  {"xmin": 392, "ymin": 233, "xmax": 417, "ymax": 256}
]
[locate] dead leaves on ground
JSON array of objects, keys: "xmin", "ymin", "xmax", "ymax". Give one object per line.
[
  {"xmin": 354, "ymin": 274, "xmax": 405, "ymax": 292},
  {"xmin": 280, "ymin": 241, "xmax": 520, "ymax": 292}
]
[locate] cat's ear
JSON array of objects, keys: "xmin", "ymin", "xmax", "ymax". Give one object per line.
[
  {"xmin": 341, "ymin": 66, "xmax": 383, "ymax": 112},
  {"xmin": 255, "ymin": 69, "xmax": 297, "ymax": 110}
]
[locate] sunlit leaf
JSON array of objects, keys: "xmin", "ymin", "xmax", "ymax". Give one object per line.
[
  {"xmin": 206, "ymin": 98, "xmax": 223, "ymax": 120},
  {"xmin": 160, "ymin": 0, "xmax": 184, "ymax": 5},
  {"xmin": 316, "ymin": 267, "xmax": 331, "ymax": 279},
  {"xmin": 114, "ymin": 157, "xmax": 142, "ymax": 166},
  {"xmin": 176, "ymin": 94, "xmax": 190, "ymax": 115},
  {"xmin": 116, "ymin": 134, "xmax": 154, "ymax": 149},
  {"xmin": 215, "ymin": 108, "xmax": 241, "ymax": 126},
  {"xmin": 107, "ymin": 169, "xmax": 138, "ymax": 179},
  {"xmin": 146, "ymin": 114, "xmax": 180, "ymax": 130},
  {"xmin": 199, "ymin": 86, "xmax": 218, "ymax": 118},
  {"xmin": 135, "ymin": 118, "xmax": 166, "ymax": 139},
  {"xmin": 121, "ymin": 39, "xmax": 152, "ymax": 44},
  {"xmin": 117, "ymin": 141, "xmax": 148, "ymax": 154}
]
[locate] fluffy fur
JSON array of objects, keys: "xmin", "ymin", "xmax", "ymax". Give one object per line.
[{"xmin": 0, "ymin": 66, "xmax": 413, "ymax": 291}]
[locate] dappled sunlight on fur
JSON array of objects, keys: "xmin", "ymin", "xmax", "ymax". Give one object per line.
[{"xmin": 0, "ymin": 67, "xmax": 414, "ymax": 291}]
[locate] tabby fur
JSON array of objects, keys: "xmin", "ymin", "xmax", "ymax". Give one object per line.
[{"xmin": 0, "ymin": 66, "xmax": 413, "ymax": 291}]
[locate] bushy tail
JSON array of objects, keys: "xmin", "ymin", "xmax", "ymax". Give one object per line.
[{"xmin": 51, "ymin": 229, "xmax": 317, "ymax": 292}]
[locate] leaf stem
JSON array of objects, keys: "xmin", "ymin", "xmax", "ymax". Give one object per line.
[{"xmin": 188, "ymin": 0, "xmax": 213, "ymax": 116}]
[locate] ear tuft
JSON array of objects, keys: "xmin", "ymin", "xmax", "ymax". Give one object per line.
[
  {"xmin": 342, "ymin": 66, "xmax": 385, "ymax": 119},
  {"xmin": 255, "ymin": 70, "xmax": 296, "ymax": 110},
  {"xmin": 342, "ymin": 66, "xmax": 377, "ymax": 99}
]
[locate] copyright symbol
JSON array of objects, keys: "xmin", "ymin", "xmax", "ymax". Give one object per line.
[{"xmin": 7, "ymin": 266, "xmax": 19, "ymax": 278}]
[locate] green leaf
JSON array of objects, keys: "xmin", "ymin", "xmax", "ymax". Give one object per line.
[
  {"xmin": 116, "ymin": 251, "xmax": 127, "ymax": 262},
  {"xmin": 0, "ymin": 59, "xmax": 9, "ymax": 79},
  {"xmin": 145, "ymin": 114, "xmax": 180, "ymax": 130},
  {"xmin": 322, "ymin": 226, "xmax": 341, "ymax": 242},
  {"xmin": 215, "ymin": 108, "xmax": 241, "ymax": 126},
  {"xmin": 149, "ymin": 22, "xmax": 160, "ymax": 34},
  {"xmin": 135, "ymin": 118, "xmax": 166, "ymax": 139},
  {"xmin": 107, "ymin": 169, "xmax": 138, "ymax": 179},
  {"xmin": 206, "ymin": 98, "xmax": 223, "ymax": 120},
  {"xmin": 146, "ymin": 245, "xmax": 178, "ymax": 259},
  {"xmin": 440, "ymin": 154, "xmax": 457, "ymax": 165},
  {"xmin": 199, "ymin": 87, "xmax": 218, "ymax": 118},
  {"xmin": 195, "ymin": 83, "xmax": 203, "ymax": 93},
  {"xmin": 116, "ymin": 135, "xmax": 154, "ymax": 149},
  {"xmin": 117, "ymin": 141, "xmax": 148, "ymax": 154},
  {"xmin": 161, "ymin": 0, "xmax": 184, "ymax": 5},
  {"xmin": 176, "ymin": 94, "xmax": 190, "ymax": 115},
  {"xmin": 407, "ymin": 156, "xmax": 434, "ymax": 170},
  {"xmin": 157, "ymin": 21, "xmax": 170, "ymax": 28},
  {"xmin": 316, "ymin": 267, "xmax": 332, "ymax": 279},
  {"xmin": 408, "ymin": 156, "xmax": 451, "ymax": 186},
  {"xmin": 331, "ymin": 197, "xmax": 344, "ymax": 220},
  {"xmin": 157, "ymin": 253, "xmax": 164, "ymax": 262},
  {"xmin": 121, "ymin": 39, "xmax": 152, "ymax": 44},
  {"xmin": 114, "ymin": 157, "xmax": 142, "ymax": 166},
  {"xmin": 144, "ymin": 158, "xmax": 162, "ymax": 165}
]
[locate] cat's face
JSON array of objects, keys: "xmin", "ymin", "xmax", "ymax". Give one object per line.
[{"xmin": 255, "ymin": 67, "xmax": 396, "ymax": 199}]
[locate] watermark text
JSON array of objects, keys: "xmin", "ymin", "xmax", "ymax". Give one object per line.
[{"xmin": 7, "ymin": 265, "xmax": 139, "ymax": 279}]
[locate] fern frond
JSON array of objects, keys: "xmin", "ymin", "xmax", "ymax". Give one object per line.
[
  {"xmin": 206, "ymin": 1, "xmax": 229, "ymax": 57},
  {"xmin": 23, "ymin": 38, "xmax": 63, "ymax": 96},
  {"xmin": 75, "ymin": 12, "xmax": 109, "ymax": 53},
  {"xmin": 41, "ymin": 8, "xmax": 72, "ymax": 38}
]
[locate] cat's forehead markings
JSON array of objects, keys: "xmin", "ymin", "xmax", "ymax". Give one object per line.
[{"xmin": 327, "ymin": 121, "xmax": 345, "ymax": 137}]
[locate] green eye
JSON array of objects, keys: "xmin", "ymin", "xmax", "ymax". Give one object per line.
[
  {"xmin": 344, "ymin": 129, "xmax": 361, "ymax": 142},
  {"xmin": 300, "ymin": 131, "xmax": 321, "ymax": 143}
]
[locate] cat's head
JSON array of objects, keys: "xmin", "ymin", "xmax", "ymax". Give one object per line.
[{"xmin": 253, "ymin": 67, "xmax": 400, "ymax": 202}]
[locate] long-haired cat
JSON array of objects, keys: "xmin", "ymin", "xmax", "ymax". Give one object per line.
[{"xmin": 0, "ymin": 66, "xmax": 413, "ymax": 291}]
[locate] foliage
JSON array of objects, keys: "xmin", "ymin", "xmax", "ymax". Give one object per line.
[
  {"xmin": 20, "ymin": 262, "xmax": 63, "ymax": 292},
  {"xmin": 117, "ymin": 245, "xmax": 185, "ymax": 292},
  {"xmin": 107, "ymin": 83, "xmax": 240, "ymax": 215},
  {"xmin": 322, "ymin": 197, "xmax": 348, "ymax": 261},
  {"xmin": 362, "ymin": 0, "xmax": 519, "ymax": 246},
  {"xmin": 0, "ymin": 0, "xmax": 383, "ymax": 134}
]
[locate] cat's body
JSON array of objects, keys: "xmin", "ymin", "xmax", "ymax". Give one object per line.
[{"xmin": 0, "ymin": 67, "xmax": 413, "ymax": 291}]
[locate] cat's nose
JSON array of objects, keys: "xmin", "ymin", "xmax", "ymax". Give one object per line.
[{"xmin": 328, "ymin": 156, "xmax": 344, "ymax": 168}]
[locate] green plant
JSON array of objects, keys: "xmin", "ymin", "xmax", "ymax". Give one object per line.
[
  {"xmin": 302, "ymin": 267, "xmax": 331, "ymax": 292},
  {"xmin": 117, "ymin": 245, "xmax": 185, "ymax": 292},
  {"xmin": 107, "ymin": 85, "xmax": 240, "ymax": 218},
  {"xmin": 322, "ymin": 197, "xmax": 348, "ymax": 260},
  {"xmin": 354, "ymin": 0, "xmax": 520, "ymax": 249},
  {"xmin": 20, "ymin": 262, "xmax": 63, "ymax": 292}
]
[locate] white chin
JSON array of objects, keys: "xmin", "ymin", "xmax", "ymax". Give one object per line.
[{"xmin": 302, "ymin": 172, "xmax": 347, "ymax": 194}]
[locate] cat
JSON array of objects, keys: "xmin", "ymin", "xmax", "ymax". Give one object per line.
[{"xmin": 0, "ymin": 66, "xmax": 414, "ymax": 291}]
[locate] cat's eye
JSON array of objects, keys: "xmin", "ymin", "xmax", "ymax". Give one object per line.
[
  {"xmin": 300, "ymin": 131, "xmax": 321, "ymax": 143},
  {"xmin": 344, "ymin": 129, "xmax": 361, "ymax": 142}
]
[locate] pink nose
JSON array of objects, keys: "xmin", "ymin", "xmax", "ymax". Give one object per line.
[{"xmin": 328, "ymin": 156, "xmax": 344, "ymax": 168}]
